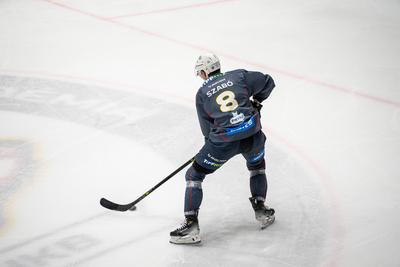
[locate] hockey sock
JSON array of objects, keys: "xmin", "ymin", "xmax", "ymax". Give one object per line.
[
  {"xmin": 249, "ymin": 169, "xmax": 267, "ymax": 201},
  {"xmin": 184, "ymin": 166, "xmax": 205, "ymax": 216}
]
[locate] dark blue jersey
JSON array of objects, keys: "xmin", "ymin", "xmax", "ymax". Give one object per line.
[{"xmin": 195, "ymin": 69, "xmax": 275, "ymax": 143}]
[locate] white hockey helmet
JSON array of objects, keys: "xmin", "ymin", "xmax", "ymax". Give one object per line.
[{"xmin": 194, "ymin": 54, "xmax": 221, "ymax": 76}]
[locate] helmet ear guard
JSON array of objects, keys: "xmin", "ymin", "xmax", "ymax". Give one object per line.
[
  {"xmin": 194, "ymin": 54, "xmax": 221, "ymax": 76},
  {"xmin": 195, "ymin": 68, "xmax": 203, "ymax": 77}
]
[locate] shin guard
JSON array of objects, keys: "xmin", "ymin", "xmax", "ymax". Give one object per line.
[{"xmin": 184, "ymin": 166, "xmax": 205, "ymax": 216}]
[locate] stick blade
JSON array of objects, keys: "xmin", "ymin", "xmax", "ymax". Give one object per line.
[
  {"xmin": 100, "ymin": 198, "xmax": 120, "ymax": 210},
  {"xmin": 100, "ymin": 198, "xmax": 135, "ymax": 212}
]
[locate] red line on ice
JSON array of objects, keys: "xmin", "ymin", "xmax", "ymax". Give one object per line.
[
  {"xmin": 40, "ymin": 0, "xmax": 400, "ymax": 109},
  {"xmin": 106, "ymin": 0, "xmax": 238, "ymax": 19}
]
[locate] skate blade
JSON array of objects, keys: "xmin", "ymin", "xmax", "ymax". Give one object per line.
[
  {"xmin": 257, "ymin": 215, "xmax": 275, "ymax": 230},
  {"xmin": 169, "ymin": 234, "xmax": 201, "ymax": 245}
]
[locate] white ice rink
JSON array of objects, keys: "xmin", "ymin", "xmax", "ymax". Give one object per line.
[{"xmin": 1, "ymin": 0, "xmax": 400, "ymax": 266}]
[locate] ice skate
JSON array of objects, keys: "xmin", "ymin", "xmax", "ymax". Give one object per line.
[
  {"xmin": 170, "ymin": 216, "xmax": 201, "ymax": 244},
  {"xmin": 249, "ymin": 197, "xmax": 275, "ymax": 229}
]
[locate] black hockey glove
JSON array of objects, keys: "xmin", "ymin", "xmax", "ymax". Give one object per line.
[{"xmin": 251, "ymin": 99, "xmax": 263, "ymax": 114}]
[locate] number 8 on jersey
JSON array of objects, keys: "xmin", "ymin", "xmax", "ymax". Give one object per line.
[{"xmin": 216, "ymin": 91, "xmax": 239, "ymax": 112}]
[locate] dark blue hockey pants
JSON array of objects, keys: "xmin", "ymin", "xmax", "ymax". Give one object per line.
[{"xmin": 184, "ymin": 130, "xmax": 268, "ymax": 216}]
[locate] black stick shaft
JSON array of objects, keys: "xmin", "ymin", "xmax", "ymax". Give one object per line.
[
  {"xmin": 130, "ymin": 157, "xmax": 195, "ymax": 206},
  {"xmin": 100, "ymin": 157, "xmax": 195, "ymax": 211}
]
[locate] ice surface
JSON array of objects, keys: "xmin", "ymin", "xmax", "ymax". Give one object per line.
[{"xmin": 0, "ymin": 0, "xmax": 399, "ymax": 266}]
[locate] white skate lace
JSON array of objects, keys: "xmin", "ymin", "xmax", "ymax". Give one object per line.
[{"xmin": 176, "ymin": 221, "xmax": 190, "ymax": 231}]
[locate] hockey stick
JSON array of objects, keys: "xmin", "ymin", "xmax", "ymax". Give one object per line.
[{"xmin": 100, "ymin": 157, "xmax": 195, "ymax": 212}]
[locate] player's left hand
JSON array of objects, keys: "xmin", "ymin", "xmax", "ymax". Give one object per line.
[{"xmin": 251, "ymin": 99, "xmax": 263, "ymax": 114}]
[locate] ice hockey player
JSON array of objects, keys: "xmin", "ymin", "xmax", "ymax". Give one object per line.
[{"xmin": 170, "ymin": 54, "xmax": 276, "ymax": 245}]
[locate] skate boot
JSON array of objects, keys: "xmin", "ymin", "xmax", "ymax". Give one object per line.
[
  {"xmin": 249, "ymin": 197, "xmax": 275, "ymax": 229},
  {"xmin": 170, "ymin": 216, "xmax": 201, "ymax": 244}
]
